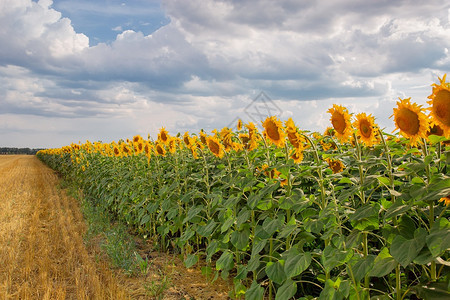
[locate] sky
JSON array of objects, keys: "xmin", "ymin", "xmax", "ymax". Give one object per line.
[{"xmin": 1, "ymin": 0, "xmax": 449, "ymax": 148}]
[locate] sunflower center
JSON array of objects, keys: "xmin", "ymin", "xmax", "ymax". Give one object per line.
[
  {"xmin": 396, "ymin": 108, "xmax": 420, "ymax": 135},
  {"xmin": 331, "ymin": 112, "xmax": 346, "ymax": 134},
  {"xmin": 161, "ymin": 132, "xmax": 167, "ymax": 142},
  {"xmin": 433, "ymin": 90, "xmax": 450, "ymax": 126},
  {"xmin": 156, "ymin": 145, "xmax": 164, "ymax": 155},
  {"xmin": 266, "ymin": 121, "xmax": 280, "ymax": 141},
  {"xmin": 359, "ymin": 119, "xmax": 372, "ymax": 138},
  {"xmin": 208, "ymin": 140, "xmax": 220, "ymax": 155}
]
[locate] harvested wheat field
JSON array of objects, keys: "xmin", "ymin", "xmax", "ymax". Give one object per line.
[{"xmin": 0, "ymin": 155, "xmax": 231, "ymax": 299}]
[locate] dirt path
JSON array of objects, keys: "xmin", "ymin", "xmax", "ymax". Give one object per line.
[
  {"xmin": 0, "ymin": 155, "xmax": 129, "ymax": 299},
  {"xmin": 0, "ymin": 155, "xmax": 232, "ymax": 299}
]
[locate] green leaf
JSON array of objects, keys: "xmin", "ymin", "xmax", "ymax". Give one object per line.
[
  {"xmin": 322, "ymin": 245, "xmax": 353, "ymax": 273},
  {"xmin": 221, "ymin": 217, "xmax": 234, "ymax": 233},
  {"xmin": 262, "ymin": 217, "xmax": 281, "ymax": 236},
  {"xmin": 184, "ymin": 254, "xmax": 199, "ymax": 268},
  {"xmin": 284, "ymin": 251, "xmax": 311, "ymax": 278},
  {"xmin": 236, "ymin": 208, "xmax": 251, "ymax": 228},
  {"xmin": 349, "ymin": 203, "xmax": 379, "ymax": 222},
  {"xmin": 413, "ymin": 282, "xmax": 450, "ymax": 300},
  {"xmin": 245, "ymin": 281, "xmax": 264, "ymax": 300},
  {"xmin": 384, "ymin": 204, "xmax": 410, "ymax": 221},
  {"xmin": 377, "ymin": 176, "xmax": 391, "ymax": 186},
  {"xmin": 266, "ymin": 260, "xmax": 287, "ymax": 285},
  {"xmin": 231, "ymin": 228, "xmax": 250, "ymax": 250},
  {"xmin": 216, "ymin": 250, "xmax": 234, "ymax": 271},
  {"xmin": 275, "ymin": 279, "xmax": 297, "ymax": 300},
  {"xmin": 390, "ymin": 227, "xmax": 427, "ymax": 267},
  {"xmin": 251, "ymin": 238, "xmax": 267, "ymax": 255},
  {"xmin": 369, "ymin": 248, "xmax": 397, "ymax": 277},
  {"xmin": 179, "ymin": 228, "xmax": 195, "ymax": 242},
  {"xmin": 247, "ymin": 254, "xmax": 261, "ymax": 272},
  {"xmin": 350, "ymin": 255, "xmax": 375, "ymax": 282},
  {"xmin": 196, "ymin": 220, "xmax": 217, "ymax": 237},
  {"xmin": 183, "ymin": 205, "xmax": 204, "ymax": 223},
  {"xmin": 426, "ymin": 218, "xmax": 450, "ymax": 257}
]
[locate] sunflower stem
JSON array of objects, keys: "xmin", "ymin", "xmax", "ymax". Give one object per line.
[
  {"xmin": 303, "ymin": 134, "xmax": 327, "ymax": 209},
  {"xmin": 395, "ymin": 263, "xmax": 401, "ymax": 300}
]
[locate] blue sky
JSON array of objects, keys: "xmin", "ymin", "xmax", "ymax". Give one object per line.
[{"xmin": 0, "ymin": 0, "xmax": 449, "ymax": 148}]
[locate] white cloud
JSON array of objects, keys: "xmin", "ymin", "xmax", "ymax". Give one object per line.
[{"xmin": 0, "ymin": 0, "xmax": 449, "ymax": 147}]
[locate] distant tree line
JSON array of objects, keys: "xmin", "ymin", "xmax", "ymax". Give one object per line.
[{"xmin": 0, "ymin": 147, "xmax": 44, "ymax": 155}]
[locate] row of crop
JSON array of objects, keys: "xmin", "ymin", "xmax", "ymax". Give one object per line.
[{"xmin": 38, "ymin": 128, "xmax": 449, "ymax": 299}]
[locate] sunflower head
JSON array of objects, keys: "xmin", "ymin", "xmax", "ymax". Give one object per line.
[
  {"xmin": 155, "ymin": 143, "xmax": 166, "ymax": 156},
  {"xmin": 427, "ymin": 124, "xmax": 444, "ymax": 137},
  {"xmin": 290, "ymin": 147, "xmax": 304, "ymax": 163},
  {"xmin": 133, "ymin": 135, "xmax": 143, "ymax": 144},
  {"xmin": 439, "ymin": 195, "xmax": 450, "ymax": 206},
  {"xmin": 135, "ymin": 141, "xmax": 144, "ymax": 155},
  {"xmin": 391, "ymin": 97, "xmax": 429, "ymax": 146},
  {"xmin": 220, "ymin": 127, "xmax": 234, "ymax": 151},
  {"xmin": 324, "ymin": 127, "xmax": 335, "ymax": 137},
  {"xmin": 262, "ymin": 116, "xmax": 285, "ymax": 147},
  {"xmin": 285, "ymin": 118, "xmax": 303, "ymax": 148},
  {"xmin": 237, "ymin": 119, "xmax": 243, "ymax": 131},
  {"xmin": 199, "ymin": 130, "xmax": 208, "ymax": 145},
  {"xmin": 143, "ymin": 141, "xmax": 152, "ymax": 156},
  {"xmin": 353, "ymin": 112, "xmax": 378, "ymax": 147},
  {"xmin": 121, "ymin": 143, "xmax": 131, "ymax": 156},
  {"xmin": 427, "ymin": 74, "xmax": 450, "ymax": 137},
  {"xmin": 327, "ymin": 104, "xmax": 352, "ymax": 143},
  {"xmin": 113, "ymin": 145, "xmax": 121, "ymax": 157},
  {"xmin": 326, "ymin": 158, "xmax": 345, "ymax": 174},
  {"xmin": 183, "ymin": 132, "xmax": 192, "ymax": 147},
  {"xmin": 206, "ymin": 136, "xmax": 224, "ymax": 158},
  {"xmin": 158, "ymin": 127, "xmax": 170, "ymax": 144}
]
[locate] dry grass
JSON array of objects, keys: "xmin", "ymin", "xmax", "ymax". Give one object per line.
[
  {"xmin": 0, "ymin": 155, "xmax": 233, "ymax": 299},
  {"xmin": 0, "ymin": 155, "xmax": 129, "ymax": 299}
]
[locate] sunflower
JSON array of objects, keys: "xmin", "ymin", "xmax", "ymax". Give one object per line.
[
  {"xmin": 324, "ymin": 127, "xmax": 335, "ymax": 137},
  {"xmin": 427, "ymin": 124, "xmax": 444, "ymax": 137},
  {"xmin": 427, "ymin": 74, "xmax": 450, "ymax": 136},
  {"xmin": 144, "ymin": 141, "xmax": 152, "ymax": 155},
  {"xmin": 327, "ymin": 104, "xmax": 352, "ymax": 143},
  {"xmin": 262, "ymin": 116, "xmax": 285, "ymax": 147},
  {"xmin": 155, "ymin": 143, "xmax": 166, "ymax": 156},
  {"xmin": 237, "ymin": 119, "xmax": 243, "ymax": 131},
  {"xmin": 245, "ymin": 122, "xmax": 260, "ymax": 150},
  {"xmin": 206, "ymin": 136, "xmax": 224, "ymax": 158},
  {"xmin": 121, "ymin": 143, "xmax": 131, "ymax": 156},
  {"xmin": 183, "ymin": 132, "xmax": 192, "ymax": 147},
  {"xmin": 391, "ymin": 97, "xmax": 429, "ymax": 146},
  {"xmin": 353, "ymin": 112, "xmax": 378, "ymax": 147},
  {"xmin": 199, "ymin": 130, "xmax": 208, "ymax": 145},
  {"xmin": 113, "ymin": 145, "xmax": 121, "ymax": 157},
  {"xmin": 439, "ymin": 195, "xmax": 450, "ymax": 206},
  {"xmin": 285, "ymin": 118, "xmax": 304, "ymax": 148},
  {"xmin": 239, "ymin": 133, "xmax": 250, "ymax": 149},
  {"xmin": 326, "ymin": 158, "xmax": 345, "ymax": 174},
  {"xmin": 190, "ymin": 146, "xmax": 199, "ymax": 159},
  {"xmin": 290, "ymin": 147, "xmax": 304, "ymax": 163},
  {"xmin": 167, "ymin": 137, "xmax": 177, "ymax": 154},
  {"xmin": 220, "ymin": 127, "xmax": 234, "ymax": 152},
  {"xmin": 135, "ymin": 141, "xmax": 144, "ymax": 155},
  {"xmin": 133, "ymin": 135, "xmax": 143, "ymax": 144},
  {"xmin": 158, "ymin": 127, "xmax": 170, "ymax": 144}
]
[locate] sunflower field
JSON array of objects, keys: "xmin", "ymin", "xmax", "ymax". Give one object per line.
[{"xmin": 38, "ymin": 75, "xmax": 450, "ymax": 299}]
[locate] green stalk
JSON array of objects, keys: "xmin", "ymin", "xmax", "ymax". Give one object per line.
[
  {"xmin": 269, "ymin": 237, "xmax": 274, "ymax": 300},
  {"xmin": 396, "ymin": 263, "xmax": 401, "ymax": 300},
  {"xmin": 303, "ymin": 134, "xmax": 326, "ymax": 209},
  {"xmin": 421, "ymin": 138, "xmax": 436, "ymax": 281}
]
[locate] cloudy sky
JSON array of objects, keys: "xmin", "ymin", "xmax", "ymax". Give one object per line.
[{"xmin": 1, "ymin": 0, "xmax": 449, "ymax": 148}]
